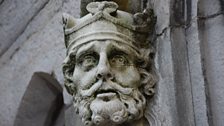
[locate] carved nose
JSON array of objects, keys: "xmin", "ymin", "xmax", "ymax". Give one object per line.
[
  {"xmin": 96, "ymin": 60, "xmax": 113, "ymax": 80},
  {"xmin": 96, "ymin": 71, "xmax": 113, "ymax": 80}
]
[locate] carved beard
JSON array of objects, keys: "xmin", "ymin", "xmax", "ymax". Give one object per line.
[{"xmin": 73, "ymin": 80, "xmax": 146, "ymax": 126}]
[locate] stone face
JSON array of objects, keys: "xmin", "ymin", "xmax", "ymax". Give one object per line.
[
  {"xmin": 0, "ymin": 0, "xmax": 223, "ymax": 126},
  {"xmin": 62, "ymin": 1, "xmax": 157, "ymax": 126}
]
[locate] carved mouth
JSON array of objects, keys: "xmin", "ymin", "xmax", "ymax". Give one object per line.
[{"xmin": 95, "ymin": 90, "xmax": 117, "ymax": 101}]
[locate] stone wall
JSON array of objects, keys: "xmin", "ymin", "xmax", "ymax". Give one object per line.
[
  {"xmin": 0, "ymin": 0, "xmax": 223, "ymax": 126},
  {"xmin": 0, "ymin": 0, "xmax": 80, "ymax": 125},
  {"xmin": 149, "ymin": 0, "xmax": 224, "ymax": 125}
]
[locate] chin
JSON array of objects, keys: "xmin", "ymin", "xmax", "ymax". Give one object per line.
[
  {"xmin": 74, "ymin": 88, "xmax": 146, "ymax": 126},
  {"xmin": 90, "ymin": 92, "xmax": 128, "ymax": 125}
]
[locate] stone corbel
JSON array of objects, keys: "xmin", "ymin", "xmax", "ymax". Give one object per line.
[{"xmin": 62, "ymin": 1, "xmax": 157, "ymax": 126}]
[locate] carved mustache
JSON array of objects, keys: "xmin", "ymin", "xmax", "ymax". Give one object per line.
[{"xmin": 80, "ymin": 79, "xmax": 134, "ymax": 98}]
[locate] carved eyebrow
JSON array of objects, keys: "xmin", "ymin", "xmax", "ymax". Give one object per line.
[
  {"xmin": 76, "ymin": 42, "xmax": 96, "ymax": 59},
  {"xmin": 109, "ymin": 41, "xmax": 139, "ymax": 56}
]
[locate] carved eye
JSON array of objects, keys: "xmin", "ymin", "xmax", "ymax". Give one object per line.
[
  {"xmin": 110, "ymin": 55, "xmax": 128, "ymax": 66},
  {"xmin": 80, "ymin": 55, "xmax": 98, "ymax": 71}
]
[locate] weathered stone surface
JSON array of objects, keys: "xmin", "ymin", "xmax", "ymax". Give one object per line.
[
  {"xmin": 186, "ymin": 21, "xmax": 209, "ymax": 126},
  {"xmin": 197, "ymin": 0, "xmax": 224, "ymax": 125},
  {"xmin": 147, "ymin": 29, "xmax": 179, "ymax": 126},
  {"xmin": 199, "ymin": 15, "xmax": 224, "ymax": 126},
  {"xmin": 198, "ymin": 0, "xmax": 222, "ymax": 16},
  {"xmin": 171, "ymin": 27, "xmax": 195, "ymax": 126},
  {"xmin": 65, "ymin": 106, "xmax": 83, "ymax": 126},
  {"xmin": 14, "ymin": 72, "xmax": 63, "ymax": 126},
  {"xmin": 0, "ymin": 0, "xmax": 49, "ymax": 56},
  {"xmin": 148, "ymin": 0, "xmax": 170, "ymax": 33},
  {"xmin": 144, "ymin": 1, "xmax": 181, "ymax": 125},
  {"xmin": 0, "ymin": 0, "xmax": 80, "ymax": 126}
]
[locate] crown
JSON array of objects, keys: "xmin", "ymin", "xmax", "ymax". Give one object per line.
[{"xmin": 62, "ymin": 1, "xmax": 156, "ymax": 53}]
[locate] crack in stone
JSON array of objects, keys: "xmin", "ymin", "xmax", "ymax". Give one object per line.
[
  {"xmin": 156, "ymin": 27, "xmax": 168, "ymax": 37},
  {"xmin": 21, "ymin": 0, "xmax": 66, "ymax": 42},
  {"xmin": 14, "ymin": 0, "xmax": 68, "ymax": 44},
  {"xmin": 0, "ymin": 0, "xmax": 51, "ymax": 60},
  {"xmin": 198, "ymin": 11, "xmax": 224, "ymax": 20},
  {"xmin": 14, "ymin": 0, "xmax": 51, "ymax": 40},
  {"xmin": 9, "ymin": 47, "xmax": 20, "ymax": 60},
  {"xmin": 155, "ymin": 24, "xmax": 186, "ymax": 38},
  {"xmin": 155, "ymin": 11, "xmax": 224, "ymax": 38},
  {"xmin": 154, "ymin": 10, "xmax": 222, "ymax": 125}
]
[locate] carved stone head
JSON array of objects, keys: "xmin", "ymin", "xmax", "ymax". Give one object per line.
[{"xmin": 62, "ymin": 1, "xmax": 156, "ymax": 126}]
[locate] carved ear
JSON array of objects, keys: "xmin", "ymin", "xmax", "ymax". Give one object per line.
[
  {"xmin": 140, "ymin": 70, "xmax": 156, "ymax": 96},
  {"xmin": 62, "ymin": 56, "xmax": 76, "ymax": 95},
  {"xmin": 62, "ymin": 13, "xmax": 76, "ymax": 29},
  {"xmin": 64, "ymin": 68, "xmax": 76, "ymax": 95},
  {"xmin": 65, "ymin": 81, "xmax": 76, "ymax": 95}
]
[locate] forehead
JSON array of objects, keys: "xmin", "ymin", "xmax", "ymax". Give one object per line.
[{"xmin": 76, "ymin": 40, "xmax": 139, "ymax": 56}]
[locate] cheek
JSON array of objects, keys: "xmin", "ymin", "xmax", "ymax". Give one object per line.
[
  {"xmin": 72, "ymin": 68, "xmax": 97, "ymax": 89},
  {"xmin": 115, "ymin": 67, "xmax": 140, "ymax": 88},
  {"xmin": 72, "ymin": 68, "xmax": 81, "ymax": 79}
]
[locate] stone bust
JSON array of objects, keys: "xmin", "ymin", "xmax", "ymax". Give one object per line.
[{"xmin": 62, "ymin": 1, "xmax": 156, "ymax": 126}]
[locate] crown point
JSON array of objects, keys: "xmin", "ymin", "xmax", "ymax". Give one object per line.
[
  {"xmin": 62, "ymin": 13, "xmax": 76, "ymax": 29},
  {"xmin": 86, "ymin": 1, "xmax": 118, "ymax": 14}
]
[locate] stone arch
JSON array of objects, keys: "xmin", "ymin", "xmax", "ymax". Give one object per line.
[{"xmin": 14, "ymin": 72, "xmax": 65, "ymax": 126}]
